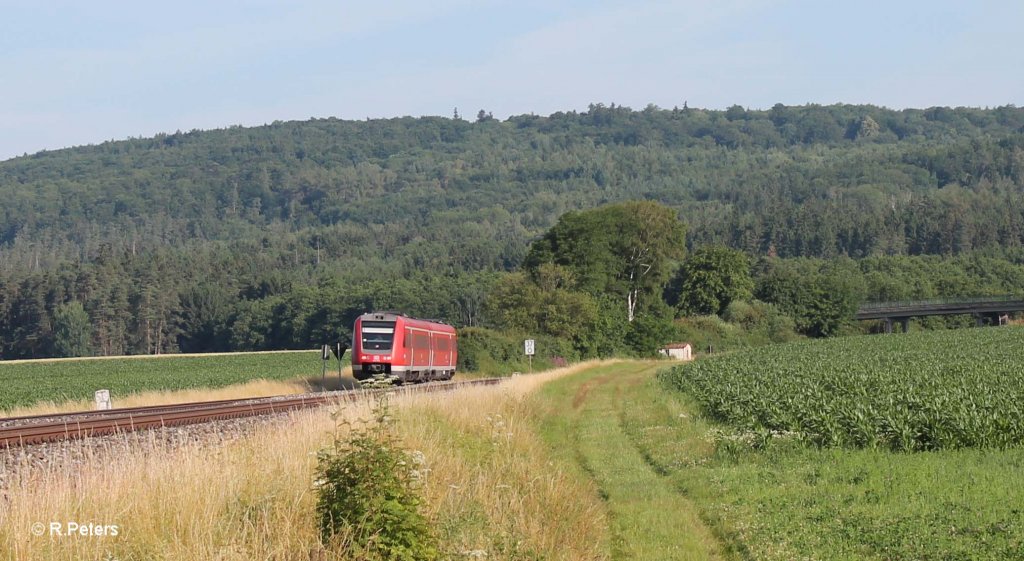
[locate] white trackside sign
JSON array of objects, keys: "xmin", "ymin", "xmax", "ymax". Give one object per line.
[
  {"xmin": 94, "ymin": 389, "xmax": 111, "ymax": 410},
  {"xmin": 524, "ymin": 339, "xmax": 535, "ymax": 356}
]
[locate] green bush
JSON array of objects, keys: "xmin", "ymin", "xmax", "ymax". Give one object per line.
[
  {"xmin": 723, "ymin": 299, "xmax": 799, "ymax": 343},
  {"xmin": 624, "ymin": 314, "xmax": 679, "ymax": 356},
  {"xmin": 315, "ymin": 401, "xmax": 438, "ymax": 561},
  {"xmin": 457, "ymin": 327, "xmax": 578, "ymax": 376},
  {"xmin": 673, "ymin": 314, "xmax": 752, "ymax": 354}
]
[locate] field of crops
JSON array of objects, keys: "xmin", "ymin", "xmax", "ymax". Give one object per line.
[
  {"xmin": 661, "ymin": 327, "xmax": 1024, "ymax": 451},
  {"xmin": 0, "ymin": 351, "xmax": 329, "ymax": 412}
]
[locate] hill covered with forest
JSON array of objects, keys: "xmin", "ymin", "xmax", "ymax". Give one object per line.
[{"xmin": 2, "ymin": 103, "xmax": 1024, "ymax": 359}]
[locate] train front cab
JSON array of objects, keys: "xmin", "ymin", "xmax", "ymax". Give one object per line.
[{"xmin": 353, "ymin": 317, "xmax": 397, "ymax": 381}]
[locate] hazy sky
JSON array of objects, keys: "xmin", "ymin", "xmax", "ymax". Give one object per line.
[{"xmin": 1, "ymin": 0, "xmax": 1021, "ymax": 160}]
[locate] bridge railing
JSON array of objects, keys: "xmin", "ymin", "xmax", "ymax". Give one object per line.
[{"xmin": 858, "ymin": 295, "xmax": 1020, "ymax": 313}]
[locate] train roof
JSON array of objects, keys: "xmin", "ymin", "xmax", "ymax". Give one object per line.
[{"xmin": 358, "ymin": 311, "xmax": 452, "ymax": 326}]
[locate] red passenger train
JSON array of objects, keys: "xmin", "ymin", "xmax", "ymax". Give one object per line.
[{"xmin": 352, "ymin": 311, "xmax": 457, "ymax": 383}]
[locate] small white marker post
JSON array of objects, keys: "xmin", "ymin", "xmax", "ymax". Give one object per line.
[
  {"xmin": 321, "ymin": 344, "xmax": 331, "ymax": 381},
  {"xmin": 524, "ymin": 339, "xmax": 535, "ymax": 373},
  {"xmin": 94, "ymin": 389, "xmax": 111, "ymax": 410}
]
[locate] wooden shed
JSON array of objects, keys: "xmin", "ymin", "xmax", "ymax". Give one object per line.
[{"xmin": 659, "ymin": 342, "xmax": 693, "ymax": 361}]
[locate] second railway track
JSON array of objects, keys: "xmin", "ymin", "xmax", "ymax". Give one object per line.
[{"xmin": 0, "ymin": 378, "xmax": 503, "ymax": 448}]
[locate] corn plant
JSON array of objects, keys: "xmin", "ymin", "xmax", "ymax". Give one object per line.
[{"xmin": 661, "ymin": 327, "xmax": 1024, "ymax": 451}]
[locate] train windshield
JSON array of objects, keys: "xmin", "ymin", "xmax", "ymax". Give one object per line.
[{"xmin": 361, "ymin": 321, "xmax": 395, "ymax": 352}]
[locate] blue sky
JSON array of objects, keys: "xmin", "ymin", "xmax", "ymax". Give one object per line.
[{"xmin": 1, "ymin": 0, "xmax": 1021, "ymax": 160}]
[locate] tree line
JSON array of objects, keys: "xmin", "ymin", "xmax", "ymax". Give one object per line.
[
  {"xmin": 5, "ymin": 200, "xmax": 1024, "ymax": 362},
  {"xmin": 1, "ymin": 103, "xmax": 1024, "ymax": 360}
]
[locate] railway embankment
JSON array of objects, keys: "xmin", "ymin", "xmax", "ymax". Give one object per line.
[{"xmin": 0, "ymin": 362, "xmax": 608, "ymax": 560}]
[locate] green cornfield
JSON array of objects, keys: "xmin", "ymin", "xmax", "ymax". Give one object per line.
[
  {"xmin": 0, "ymin": 351, "xmax": 329, "ymax": 412},
  {"xmin": 661, "ymin": 327, "xmax": 1024, "ymax": 451}
]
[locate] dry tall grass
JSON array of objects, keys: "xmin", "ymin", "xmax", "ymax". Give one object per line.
[
  {"xmin": 0, "ymin": 362, "xmax": 609, "ymax": 561},
  {"xmin": 5, "ymin": 364, "xmax": 528, "ymax": 418},
  {"xmin": 3, "ymin": 369, "xmax": 355, "ymax": 418}
]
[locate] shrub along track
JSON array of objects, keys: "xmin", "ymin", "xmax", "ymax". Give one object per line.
[
  {"xmin": 0, "ymin": 379, "xmax": 501, "ymax": 448},
  {"xmin": 538, "ymin": 362, "xmax": 725, "ymax": 561}
]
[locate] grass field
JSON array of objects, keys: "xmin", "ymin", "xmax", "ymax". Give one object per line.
[
  {"xmin": 649, "ymin": 329, "xmax": 1024, "ymax": 559},
  {"xmin": 0, "ymin": 351, "xmax": 342, "ymax": 413},
  {"xmin": 632, "ymin": 376, "xmax": 1024, "ymax": 559},
  {"xmin": 8, "ymin": 350, "xmax": 1022, "ymax": 559},
  {"xmin": 536, "ymin": 362, "xmax": 723, "ymax": 560}
]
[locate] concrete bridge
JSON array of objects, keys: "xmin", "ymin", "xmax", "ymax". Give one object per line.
[{"xmin": 855, "ymin": 295, "xmax": 1024, "ymax": 333}]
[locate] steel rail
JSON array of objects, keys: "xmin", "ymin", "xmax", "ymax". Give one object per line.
[
  {"xmin": 0, "ymin": 396, "xmax": 279, "ymax": 424},
  {"xmin": 0, "ymin": 378, "xmax": 502, "ymax": 448}
]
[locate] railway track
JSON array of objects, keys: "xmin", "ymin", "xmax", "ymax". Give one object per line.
[{"xmin": 0, "ymin": 378, "xmax": 502, "ymax": 448}]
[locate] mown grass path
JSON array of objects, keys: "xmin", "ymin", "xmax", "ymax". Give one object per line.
[{"xmin": 537, "ymin": 362, "xmax": 724, "ymax": 561}]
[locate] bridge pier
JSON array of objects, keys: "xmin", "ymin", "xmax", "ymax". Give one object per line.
[
  {"xmin": 883, "ymin": 318, "xmax": 911, "ymax": 334},
  {"xmin": 975, "ymin": 312, "xmax": 1010, "ymax": 327}
]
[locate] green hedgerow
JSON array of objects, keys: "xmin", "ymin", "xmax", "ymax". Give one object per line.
[{"xmin": 315, "ymin": 400, "xmax": 438, "ymax": 561}]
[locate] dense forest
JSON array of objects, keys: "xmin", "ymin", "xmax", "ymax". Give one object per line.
[{"xmin": 1, "ymin": 103, "xmax": 1024, "ymax": 361}]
